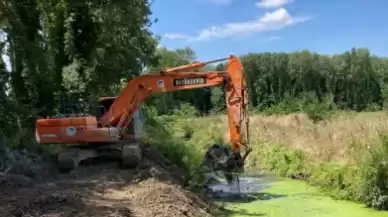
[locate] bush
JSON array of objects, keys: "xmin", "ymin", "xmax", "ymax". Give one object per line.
[
  {"xmin": 260, "ymin": 97, "xmax": 301, "ymax": 115},
  {"xmin": 142, "ymin": 107, "xmax": 205, "ymax": 185},
  {"xmin": 308, "ymin": 163, "xmax": 362, "ymax": 201},
  {"xmin": 259, "ymin": 92, "xmax": 336, "ymax": 122},
  {"xmin": 252, "ymin": 143, "xmax": 310, "ymax": 179},
  {"xmin": 173, "ymin": 103, "xmax": 200, "ymax": 117},
  {"xmin": 304, "ymin": 102, "xmax": 333, "ymax": 122},
  {"xmin": 358, "ymin": 135, "xmax": 388, "ymax": 210}
]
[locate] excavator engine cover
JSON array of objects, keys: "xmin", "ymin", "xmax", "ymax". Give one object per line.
[{"xmin": 203, "ymin": 144, "xmax": 243, "ymax": 183}]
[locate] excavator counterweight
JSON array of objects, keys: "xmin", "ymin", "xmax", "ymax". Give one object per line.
[{"xmin": 35, "ymin": 56, "xmax": 251, "ymax": 178}]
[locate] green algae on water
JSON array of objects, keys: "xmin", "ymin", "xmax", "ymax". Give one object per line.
[{"xmin": 223, "ymin": 178, "xmax": 388, "ymax": 217}]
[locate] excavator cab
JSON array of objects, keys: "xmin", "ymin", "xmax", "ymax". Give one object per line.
[
  {"xmin": 95, "ymin": 97, "xmax": 146, "ymax": 141},
  {"xmin": 94, "ymin": 97, "xmax": 116, "ymax": 118}
]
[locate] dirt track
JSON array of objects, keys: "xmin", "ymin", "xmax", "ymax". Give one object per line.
[{"xmin": 0, "ymin": 146, "xmax": 218, "ymax": 217}]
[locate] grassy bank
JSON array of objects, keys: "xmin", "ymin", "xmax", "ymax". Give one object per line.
[
  {"xmin": 144, "ymin": 109, "xmax": 388, "ymax": 210},
  {"xmin": 243, "ymin": 112, "xmax": 388, "ymax": 210}
]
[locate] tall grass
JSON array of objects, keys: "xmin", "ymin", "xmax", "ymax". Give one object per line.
[{"xmin": 144, "ymin": 105, "xmax": 388, "ymax": 210}]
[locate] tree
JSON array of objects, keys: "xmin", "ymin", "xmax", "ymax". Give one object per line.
[{"xmin": 0, "ymin": 0, "xmax": 158, "ymax": 135}]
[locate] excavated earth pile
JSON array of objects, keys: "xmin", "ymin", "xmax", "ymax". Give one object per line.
[{"xmin": 0, "ymin": 145, "xmax": 220, "ymax": 217}]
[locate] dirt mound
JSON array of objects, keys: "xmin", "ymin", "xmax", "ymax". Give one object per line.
[{"xmin": 0, "ymin": 145, "xmax": 219, "ymax": 217}]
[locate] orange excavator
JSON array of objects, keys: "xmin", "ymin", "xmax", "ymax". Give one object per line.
[{"xmin": 34, "ymin": 55, "xmax": 252, "ymax": 175}]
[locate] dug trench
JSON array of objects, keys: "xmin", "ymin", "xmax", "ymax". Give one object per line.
[{"xmin": 0, "ymin": 144, "xmax": 230, "ymax": 217}]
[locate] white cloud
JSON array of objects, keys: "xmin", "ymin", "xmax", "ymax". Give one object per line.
[
  {"xmin": 256, "ymin": 0, "xmax": 293, "ymax": 8},
  {"xmin": 263, "ymin": 36, "xmax": 281, "ymax": 41},
  {"xmin": 163, "ymin": 33, "xmax": 191, "ymax": 40},
  {"xmin": 210, "ymin": 0, "xmax": 233, "ymax": 5},
  {"xmin": 163, "ymin": 8, "xmax": 310, "ymax": 42}
]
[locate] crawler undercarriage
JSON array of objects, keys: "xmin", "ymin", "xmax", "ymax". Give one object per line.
[{"xmin": 57, "ymin": 142, "xmax": 142, "ymax": 172}]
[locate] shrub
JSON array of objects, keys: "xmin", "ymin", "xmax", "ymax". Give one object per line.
[
  {"xmin": 304, "ymin": 102, "xmax": 333, "ymax": 122},
  {"xmin": 142, "ymin": 107, "xmax": 205, "ymax": 185},
  {"xmin": 252, "ymin": 143, "xmax": 309, "ymax": 179},
  {"xmin": 358, "ymin": 135, "xmax": 388, "ymax": 210},
  {"xmin": 173, "ymin": 103, "xmax": 199, "ymax": 117},
  {"xmin": 258, "ymin": 92, "xmax": 336, "ymax": 122},
  {"xmin": 308, "ymin": 163, "xmax": 362, "ymax": 201}
]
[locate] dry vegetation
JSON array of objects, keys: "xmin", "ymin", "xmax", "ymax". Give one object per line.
[{"xmin": 187, "ymin": 111, "xmax": 388, "ymax": 164}]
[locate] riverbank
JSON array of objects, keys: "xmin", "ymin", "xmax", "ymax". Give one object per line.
[
  {"xmin": 147, "ymin": 111, "xmax": 388, "ymax": 211},
  {"xmin": 0, "ymin": 145, "xmax": 219, "ymax": 217}
]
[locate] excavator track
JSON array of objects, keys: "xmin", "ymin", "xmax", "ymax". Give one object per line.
[
  {"xmin": 57, "ymin": 148, "xmax": 79, "ymax": 172},
  {"xmin": 120, "ymin": 143, "xmax": 142, "ymax": 168},
  {"xmin": 56, "ymin": 142, "xmax": 143, "ymax": 172}
]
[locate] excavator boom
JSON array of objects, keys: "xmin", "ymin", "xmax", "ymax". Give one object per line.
[
  {"xmin": 35, "ymin": 55, "xmax": 251, "ymax": 174},
  {"xmin": 159, "ymin": 58, "xmax": 228, "ymax": 74},
  {"xmin": 98, "ymin": 71, "xmax": 226, "ymax": 130}
]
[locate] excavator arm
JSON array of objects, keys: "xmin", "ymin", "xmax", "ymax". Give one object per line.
[
  {"xmin": 99, "ymin": 56, "xmax": 251, "ymax": 161},
  {"xmin": 98, "ymin": 71, "xmax": 226, "ymax": 131}
]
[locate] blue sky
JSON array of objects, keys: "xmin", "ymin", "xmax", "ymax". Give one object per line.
[{"xmin": 150, "ymin": 0, "xmax": 388, "ymax": 60}]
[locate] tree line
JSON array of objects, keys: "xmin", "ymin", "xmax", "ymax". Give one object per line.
[
  {"xmin": 1, "ymin": 0, "xmax": 388, "ymax": 145},
  {"xmin": 148, "ymin": 47, "xmax": 388, "ymax": 115}
]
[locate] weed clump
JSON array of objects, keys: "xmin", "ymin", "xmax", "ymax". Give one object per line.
[
  {"xmin": 358, "ymin": 135, "xmax": 388, "ymax": 210},
  {"xmin": 254, "ymin": 143, "xmax": 309, "ymax": 179},
  {"xmin": 260, "ymin": 92, "xmax": 335, "ymax": 122},
  {"xmin": 141, "ymin": 105, "xmax": 206, "ymax": 185}
]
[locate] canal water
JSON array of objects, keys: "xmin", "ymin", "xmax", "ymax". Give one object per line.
[{"xmin": 204, "ymin": 175, "xmax": 388, "ymax": 217}]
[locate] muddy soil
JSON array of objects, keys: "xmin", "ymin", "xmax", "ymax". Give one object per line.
[
  {"xmin": 0, "ymin": 145, "xmax": 219, "ymax": 217},
  {"xmin": 204, "ymin": 176, "xmax": 284, "ymax": 203}
]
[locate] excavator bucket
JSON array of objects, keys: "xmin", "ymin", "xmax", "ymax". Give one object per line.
[{"xmin": 202, "ymin": 144, "xmax": 243, "ymax": 184}]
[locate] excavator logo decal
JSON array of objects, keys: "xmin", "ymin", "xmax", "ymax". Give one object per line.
[
  {"xmin": 157, "ymin": 80, "xmax": 165, "ymax": 88},
  {"xmin": 66, "ymin": 126, "xmax": 76, "ymax": 136},
  {"xmin": 173, "ymin": 77, "xmax": 205, "ymax": 86}
]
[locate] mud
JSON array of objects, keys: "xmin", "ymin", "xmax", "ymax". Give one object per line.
[
  {"xmin": 203, "ymin": 176, "xmax": 285, "ymax": 203},
  {"xmin": 0, "ymin": 145, "xmax": 219, "ymax": 217}
]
